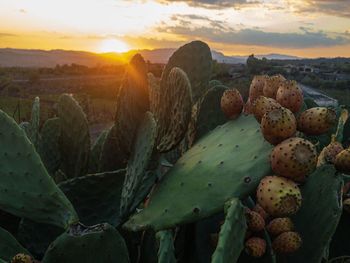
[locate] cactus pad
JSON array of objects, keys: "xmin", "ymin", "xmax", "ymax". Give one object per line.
[
  {"xmin": 58, "ymin": 94, "xmax": 90, "ymax": 178},
  {"xmin": 0, "ymin": 227, "xmax": 30, "ymax": 261},
  {"xmin": 212, "ymin": 198, "xmax": 247, "ymax": 263},
  {"xmin": 42, "ymin": 223, "xmax": 129, "ymax": 263},
  {"xmin": 161, "ymin": 40, "xmax": 212, "ymax": 103},
  {"xmin": 286, "ymin": 165, "xmax": 343, "ymax": 262},
  {"xmin": 38, "ymin": 117, "xmax": 61, "ymax": 176},
  {"xmin": 156, "ymin": 67, "xmax": 192, "ymax": 152},
  {"xmin": 59, "ymin": 169, "xmax": 126, "ymax": 226},
  {"xmin": 120, "ymin": 112, "xmax": 158, "ymax": 219},
  {"xmin": 124, "ymin": 115, "xmax": 273, "ymax": 231},
  {"xmin": 0, "ymin": 110, "xmax": 78, "ymax": 228},
  {"xmin": 156, "ymin": 230, "xmax": 176, "ymax": 263}
]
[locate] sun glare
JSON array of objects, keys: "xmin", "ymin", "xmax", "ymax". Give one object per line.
[{"xmin": 98, "ymin": 39, "xmax": 130, "ymax": 53}]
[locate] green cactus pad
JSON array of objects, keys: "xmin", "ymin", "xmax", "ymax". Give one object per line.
[
  {"xmin": 120, "ymin": 112, "xmax": 158, "ymax": 219},
  {"xmin": 0, "ymin": 110, "xmax": 78, "ymax": 228},
  {"xmin": 0, "ymin": 227, "xmax": 30, "ymax": 261},
  {"xmin": 17, "ymin": 219, "xmax": 63, "ymax": 259},
  {"xmin": 124, "ymin": 115, "xmax": 273, "ymax": 231},
  {"xmin": 212, "ymin": 199, "xmax": 246, "ymax": 263},
  {"xmin": 156, "ymin": 230, "xmax": 176, "ymax": 263},
  {"xmin": 29, "ymin": 96, "xmax": 40, "ymax": 147},
  {"xmin": 148, "ymin": 72, "xmax": 161, "ymax": 119},
  {"xmin": 88, "ymin": 128, "xmax": 109, "ymax": 173},
  {"xmin": 160, "ymin": 40, "xmax": 212, "ymax": 103},
  {"xmin": 58, "ymin": 94, "xmax": 90, "ymax": 178},
  {"xmin": 42, "ymin": 223, "xmax": 130, "ymax": 263},
  {"xmin": 191, "ymin": 85, "xmax": 228, "ymax": 144},
  {"xmin": 156, "ymin": 67, "xmax": 192, "ymax": 153},
  {"xmin": 38, "ymin": 117, "xmax": 61, "ymax": 176},
  {"xmin": 100, "ymin": 54, "xmax": 149, "ymax": 171},
  {"xmin": 59, "ymin": 169, "xmax": 126, "ymax": 226},
  {"xmin": 286, "ymin": 165, "xmax": 343, "ymax": 263}
]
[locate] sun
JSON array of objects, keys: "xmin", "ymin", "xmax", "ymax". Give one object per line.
[{"xmin": 98, "ymin": 39, "xmax": 130, "ymax": 53}]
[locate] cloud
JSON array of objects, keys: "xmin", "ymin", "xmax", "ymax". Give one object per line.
[
  {"xmin": 287, "ymin": 0, "xmax": 350, "ymax": 18},
  {"xmin": 156, "ymin": 0, "xmax": 261, "ymax": 9},
  {"xmin": 156, "ymin": 16, "xmax": 350, "ymax": 48}
]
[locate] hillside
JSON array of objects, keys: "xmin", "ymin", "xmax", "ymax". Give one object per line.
[{"xmin": 0, "ymin": 48, "xmax": 302, "ymax": 67}]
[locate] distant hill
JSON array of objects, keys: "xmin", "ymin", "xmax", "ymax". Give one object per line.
[{"xmin": 0, "ymin": 48, "xmax": 303, "ymax": 67}]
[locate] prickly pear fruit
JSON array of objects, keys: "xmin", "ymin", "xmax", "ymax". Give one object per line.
[
  {"xmin": 246, "ymin": 209, "xmax": 265, "ymax": 232},
  {"xmin": 249, "ymin": 75, "xmax": 268, "ymax": 103},
  {"xmin": 253, "ymin": 96, "xmax": 281, "ymax": 122},
  {"xmin": 335, "ymin": 149, "xmax": 350, "ymax": 174},
  {"xmin": 252, "ymin": 204, "xmax": 269, "ymax": 221},
  {"xmin": 276, "ymin": 80, "xmax": 303, "ymax": 113},
  {"xmin": 220, "ymin": 88, "xmax": 243, "ymax": 120},
  {"xmin": 263, "ymin": 74, "xmax": 286, "ymax": 99},
  {"xmin": 271, "ymin": 137, "xmax": 317, "ymax": 182},
  {"xmin": 11, "ymin": 254, "xmax": 35, "ymax": 263},
  {"xmin": 266, "ymin": 217, "xmax": 294, "ymax": 236},
  {"xmin": 257, "ymin": 176, "xmax": 302, "ymax": 217},
  {"xmin": 272, "ymin": 231, "xmax": 302, "ymax": 254},
  {"xmin": 261, "ymin": 107, "xmax": 297, "ymax": 145},
  {"xmin": 245, "ymin": 237, "xmax": 266, "ymax": 258},
  {"xmin": 243, "ymin": 98, "xmax": 253, "ymax": 115},
  {"xmin": 343, "ymin": 198, "xmax": 350, "ymax": 213},
  {"xmin": 298, "ymin": 107, "xmax": 336, "ymax": 135}
]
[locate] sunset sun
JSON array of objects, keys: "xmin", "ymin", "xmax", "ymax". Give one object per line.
[{"xmin": 98, "ymin": 39, "xmax": 130, "ymax": 53}]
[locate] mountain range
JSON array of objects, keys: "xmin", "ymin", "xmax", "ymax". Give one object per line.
[{"xmin": 0, "ymin": 47, "xmax": 301, "ymax": 67}]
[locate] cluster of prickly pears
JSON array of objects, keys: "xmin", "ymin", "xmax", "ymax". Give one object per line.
[
  {"xmin": 235, "ymin": 74, "xmax": 343, "ymax": 257},
  {"xmin": 244, "ymin": 206, "xmax": 267, "ymax": 258}
]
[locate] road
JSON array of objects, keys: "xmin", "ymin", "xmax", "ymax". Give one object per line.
[{"xmin": 299, "ymin": 83, "xmax": 338, "ymax": 107}]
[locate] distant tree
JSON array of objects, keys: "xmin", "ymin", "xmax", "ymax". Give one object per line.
[{"xmin": 28, "ymin": 71, "xmax": 40, "ymax": 84}]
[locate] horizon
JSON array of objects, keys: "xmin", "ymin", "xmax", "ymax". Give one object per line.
[{"xmin": 1, "ymin": 0, "xmax": 350, "ymax": 58}]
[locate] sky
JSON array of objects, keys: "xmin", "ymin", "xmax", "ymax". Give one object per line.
[{"xmin": 0, "ymin": 0, "xmax": 350, "ymax": 57}]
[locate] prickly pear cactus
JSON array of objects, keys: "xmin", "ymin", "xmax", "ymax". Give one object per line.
[
  {"xmin": 148, "ymin": 72, "xmax": 161, "ymax": 119},
  {"xmin": 100, "ymin": 54, "xmax": 149, "ymax": 171},
  {"xmin": 189, "ymin": 85, "xmax": 228, "ymax": 146},
  {"xmin": 59, "ymin": 169, "xmax": 126, "ymax": 226},
  {"xmin": 124, "ymin": 115, "xmax": 273, "ymax": 231},
  {"xmin": 156, "ymin": 67, "xmax": 192, "ymax": 152},
  {"xmin": 0, "ymin": 110, "xmax": 78, "ymax": 228},
  {"xmin": 88, "ymin": 128, "xmax": 109, "ymax": 173},
  {"xmin": 38, "ymin": 117, "xmax": 61, "ymax": 176},
  {"xmin": 156, "ymin": 230, "xmax": 176, "ymax": 263},
  {"xmin": 286, "ymin": 165, "xmax": 343, "ymax": 263},
  {"xmin": 0, "ymin": 227, "xmax": 30, "ymax": 261},
  {"xmin": 58, "ymin": 94, "xmax": 90, "ymax": 178},
  {"xmin": 42, "ymin": 223, "xmax": 130, "ymax": 263},
  {"xmin": 160, "ymin": 40, "xmax": 212, "ymax": 103},
  {"xmin": 120, "ymin": 112, "xmax": 158, "ymax": 220},
  {"xmin": 212, "ymin": 198, "xmax": 247, "ymax": 263}
]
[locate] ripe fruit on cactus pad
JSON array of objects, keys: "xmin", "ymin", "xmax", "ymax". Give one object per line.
[
  {"xmin": 266, "ymin": 217, "xmax": 294, "ymax": 236},
  {"xmin": 253, "ymin": 96, "xmax": 281, "ymax": 122},
  {"xmin": 271, "ymin": 137, "xmax": 317, "ymax": 182},
  {"xmin": 249, "ymin": 75, "xmax": 268, "ymax": 103},
  {"xmin": 245, "ymin": 237, "xmax": 266, "ymax": 258},
  {"xmin": 257, "ymin": 176, "xmax": 302, "ymax": 217},
  {"xmin": 276, "ymin": 80, "xmax": 303, "ymax": 113},
  {"xmin": 298, "ymin": 107, "xmax": 336, "ymax": 136},
  {"xmin": 272, "ymin": 231, "xmax": 302, "ymax": 254},
  {"xmin": 334, "ymin": 148, "xmax": 350, "ymax": 174},
  {"xmin": 261, "ymin": 107, "xmax": 296, "ymax": 145},
  {"xmin": 263, "ymin": 74, "xmax": 286, "ymax": 99},
  {"xmin": 245, "ymin": 209, "xmax": 265, "ymax": 232},
  {"xmin": 220, "ymin": 88, "xmax": 243, "ymax": 120}
]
